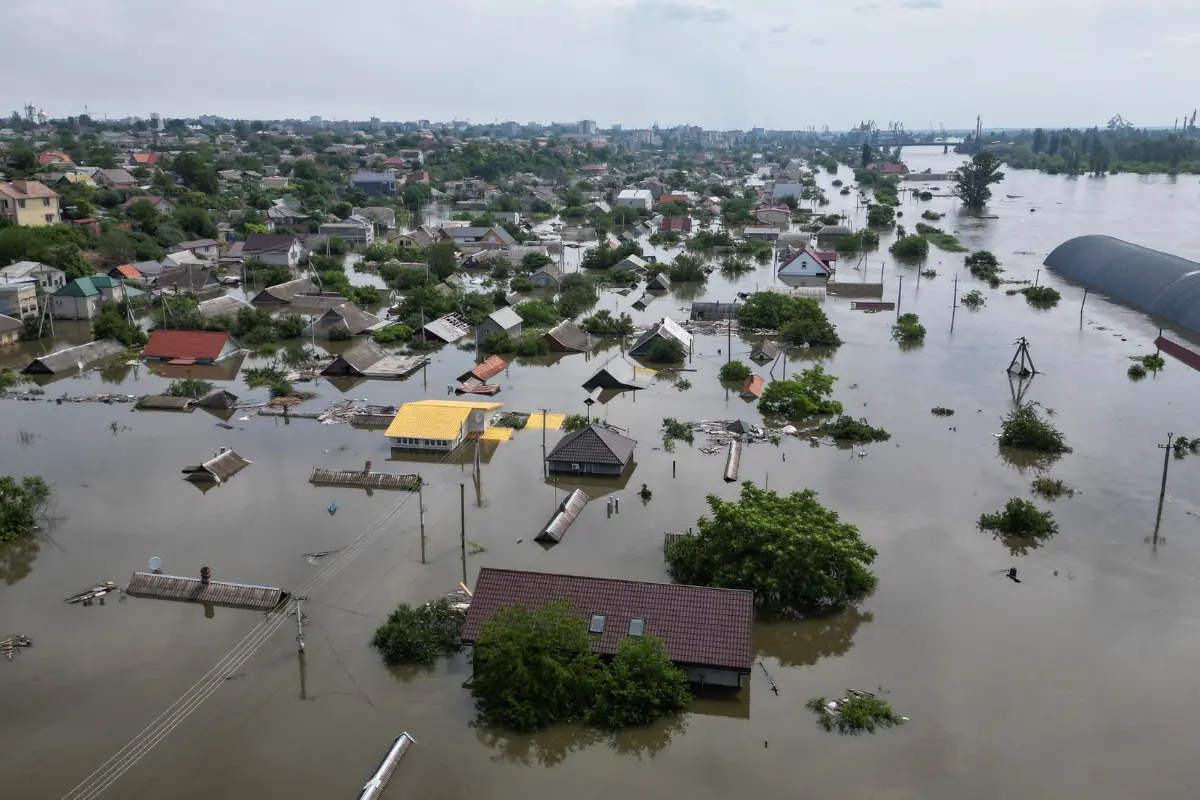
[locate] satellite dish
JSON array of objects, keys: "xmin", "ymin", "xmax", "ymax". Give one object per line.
[
  {"xmin": 148, "ymin": 556, "xmax": 163, "ymax": 573},
  {"xmin": 474, "ymin": 412, "xmax": 484, "ymax": 423}
]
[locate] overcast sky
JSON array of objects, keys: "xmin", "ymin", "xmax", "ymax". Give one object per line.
[{"xmin": 5, "ymin": 0, "xmax": 1198, "ymax": 131}]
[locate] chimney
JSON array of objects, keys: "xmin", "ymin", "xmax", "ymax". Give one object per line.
[
  {"xmin": 200, "ymin": 566, "xmax": 211, "ymax": 584},
  {"xmin": 12, "ymin": 179, "xmax": 28, "ymax": 193},
  {"xmin": 364, "ymin": 460, "xmax": 372, "ymax": 475}
]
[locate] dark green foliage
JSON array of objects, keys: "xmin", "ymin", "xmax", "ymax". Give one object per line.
[
  {"xmin": 999, "ymin": 404, "xmax": 1071, "ymax": 454},
  {"xmin": 690, "ymin": 229, "xmax": 734, "ymax": 249},
  {"xmin": 0, "ymin": 476, "xmax": 51, "ymax": 543},
  {"xmin": 667, "ymin": 482, "xmax": 878, "ymax": 611},
  {"xmin": 556, "ymin": 277, "xmax": 599, "ymax": 317},
  {"xmin": 515, "ymin": 299, "xmax": 561, "ymax": 327},
  {"xmin": 0, "ymin": 368, "xmax": 25, "ymax": 391},
  {"xmin": 758, "ymin": 364, "xmax": 843, "ymax": 419},
  {"xmin": 242, "ymin": 364, "xmax": 286, "ymax": 387},
  {"xmin": 806, "ymin": 694, "xmax": 905, "ymax": 735},
  {"xmin": 19, "ymin": 316, "xmax": 49, "ymax": 342},
  {"xmin": 268, "ymin": 380, "xmax": 294, "ymax": 398},
  {"xmin": 372, "ymin": 324, "xmax": 413, "ymax": 345},
  {"xmin": 510, "ymin": 275, "xmax": 534, "ymax": 291},
  {"xmin": 889, "ymin": 235, "xmax": 930, "ymax": 259},
  {"xmin": 1021, "ymin": 286, "xmax": 1061, "ymax": 306},
  {"xmin": 562, "ymin": 414, "xmax": 590, "ymax": 433},
  {"xmin": 953, "ymin": 152, "xmax": 1005, "ymax": 207},
  {"xmin": 581, "ymin": 240, "xmax": 642, "ymax": 270},
  {"xmin": 644, "ymin": 337, "xmax": 686, "ymax": 363},
  {"xmin": 978, "ymin": 498, "xmax": 1058, "ymax": 538},
  {"xmin": 585, "ymin": 636, "xmax": 691, "ymax": 729},
  {"xmin": 918, "ymin": 191, "xmax": 934, "ymax": 201},
  {"xmin": 581, "ymin": 309, "xmax": 634, "ymax": 337},
  {"xmin": 921, "ymin": 210, "xmax": 944, "ymax": 220},
  {"xmin": 823, "ymin": 416, "xmax": 891, "ymax": 443},
  {"xmin": 662, "ymin": 417, "xmax": 694, "ymax": 445},
  {"xmin": 961, "ymin": 289, "xmax": 985, "ymax": 309},
  {"xmin": 719, "ymin": 256, "xmax": 753, "ymax": 275},
  {"xmin": 965, "ymin": 250, "xmax": 1003, "ymax": 286},
  {"xmin": 1127, "ymin": 362, "xmax": 1147, "ymax": 379},
  {"xmin": 890, "ymin": 313, "xmax": 926, "ymax": 344},
  {"xmin": 1031, "ymin": 477, "xmax": 1075, "ymax": 499},
  {"xmin": 668, "ymin": 254, "xmax": 708, "ymax": 282},
  {"xmin": 737, "ymin": 293, "xmax": 841, "ymax": 346},
  {"xmin": 866, "ymin": 204, "xmax": 895, "ymax": 227},
  {"xmin": 470, "ymin": 601, "xmax": 604, "ymax": 732},
  {"xmin": 370, "ymin": 599, "xmax": 465, "ymax": 666},
  {"xmin": 1138, "ymin": 353, "xmax": 1166, "ymax": 371},
  {"xmin": 818, "ymin": 214, "xmax": 842, "ymax": 226},
  {"xmin": 718, "ymin": 360, "xmax": 752, "ymax": 382},
  {"xmin": 327, "ymin": 325, "xmax": 353, "ymax": 341},
  {"xmin": 93, "ymin": 303, "xmax": 147, "ymax": 347},
  {"xmin": 166, "ymin": 378, "xmax": 213, "ymax": 399}
]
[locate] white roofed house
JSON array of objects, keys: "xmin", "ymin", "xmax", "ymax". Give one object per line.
[
  {"xmin": 168, "ymin": 239, "xmax": 220, "ymax": 262},
  {"xmin": 242, "ymin": 234, "xmax": 304, "ymax": 269},
  {"xmin": 755, "ymin": 206, "xmax": 792, "ymax": 228},
  {"xmin": 318, "ymin": 215, "xmax": 375, "ymax": 246},
  {"xmin": 0, "ymin": 261, "xmax": 66, "ymax": 292},
  {"xmin": 615, "ymin": 188, "xmax": 653, "ymax": 211},
  {"xmin": 628, "ymin": 317, "xmax": 694, "ymax": 358},
  {"xmin": 476, "ymin": 306, "xmax": 522, "ymax": 342},
  {"xmin": 446, "ymin": 226, "xmax": 516, "ymax": 251},
  {"xmin": 353, "ymin": 206, "xmax": 397, "ymax": 230}
]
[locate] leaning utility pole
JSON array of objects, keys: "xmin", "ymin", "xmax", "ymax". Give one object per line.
[
  {"xmin": 1007, "ymin": 337, "xmax": 1037, "ymax": 377},
  {"xmin": 294, "ymin": 597, "xmax": 305, "ymax": 652}
]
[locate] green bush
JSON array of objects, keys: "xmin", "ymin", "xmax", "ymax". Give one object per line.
[
  {"xmin": 758, "ymin": 364, "xmax": 843, "ymax": 420},
  {"xmin": 889, "ymin": 235, "xmax": 930, "ymax": 259},
  {"xmin": 890, "ymin": 313, "xmax": 926, "ymax": 344},
  {"xmin": 372, "ymin": 324, "xmax": 414, "ymax": 345},
  {"xmin": 662, "ymin": 417, "xmax": 694, "ymax": 445},
  {"xmin": 515, "ymin": 299, "xmax": 561, "ymax": 327},
  {"xmin": 965, "ymin": 251, "xmax": 1003, "ymax": 286},
  {"xmin": 823, "ymin": 415, "xmax": 891, "ymax": 443},
  {"xmin": 370, "ymin": 599, "xmax": 465, "ymax": 666},
  {"xmin": 268, "ymin": 380, "xmax": 294, "ymax": 398},
  {"xmin": 866, "ymin": 204, "xmax": 895, "ymax": 227},
  {"xmin": 999, "ymin": 403, "xmax": 1071, "ymax": 453},
  {"xmin": 806, "ymin": 694, "xmax": 905, "ymax": 735},
  {"xmin": 326, "ymin": 325, "xmax": 353, "ymax": 341},
  {"xmin": 961, "ymin": 289, "xmax": 985, "ymax": 308},
  {"xmin": 512, "ymin": 332, "xmax": 550, "ymax": 356},
  {"xmin": 581, "ymin": 309, "xmax": 634, "ymax": 337},
  {"xmin": 978, "ymin": 498, "xmax": 1058, "ymax": 537},
  {"xmin": 510, "ymin": 275, "xmax": 534, "ymax": 291},
  {"xmin": 931, "ymin": 407, "xmax": 955, "ymax": 417},
  {"xmin": 1021, "ymin": 286, "xmax": 1061, "ymax": 306},
  {"xmin": 1030, "ymin": 477, "xmax": 1075, "ymax": 499},
  {"xmin": 0, "ymin": 476, "xmax": 51, "ymax": 543},
  {"xmin": 921, "ymin": 210, "xmax": 944, "ymax": 220},
  {"xmin": 737, "ymin": 293, "xmax": 841, "ymax": 346},
  {"xmin": 718, "ymin": 361, "xmax": 752, "ymax": 382},
  {"xmin": 166, "ymin": 378, "xmax": 213, "ymax": 399}
]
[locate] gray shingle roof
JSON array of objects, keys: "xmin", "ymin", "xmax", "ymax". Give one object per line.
[
  {"xmin": 484, "ymin": 306, "xmax": 522, "ymax": 331},
  {"xmin": 461, "ymin": 568, "xmax": 754, "ymax": 672},
  {"xmin": 546, "ymin": 424, "xmax": 636, "ymax": 467}
]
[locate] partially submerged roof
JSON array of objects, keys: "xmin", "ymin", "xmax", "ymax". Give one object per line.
[
  {"xmin": 138, "ymin": 395, "xmax": 196, "ymax": 411},
  {"xmin": 186, "ymin": 449, "xmax": 251, "ymax": 483},
  {"xmin": 460, "ymin": 354, "xmax": 508, "ymax": 383},
  {"xmin": 197, "ymin": 294, "xmax": 253, "ymax": 318},
  {"xmin": 422, "ymin": 313, "xmax": 471, "ymax": 342},
  {"xmin": 22, "ymin": 338, "xmax": 127, "ymax": 374},
  {"xmin": 483, "ymin": 306, "xmax": 522, "ymax": 331},
  {"xmin": 629, "ymin": 317, "xmax": 694, "ymax": 356},
  {"xmin": 243, "ymin": 233, "xmax": 299, "ymax": 253},
  {"xmin": 462, "ymin": 568, "xmax": 754, "ymax": 672},
  {"xmin": 536, "ymin": 489, "xmax": 591, "ymax": 544},
  {"xmin": 582, "ymin": 357, "xmax": 653, "ymax": 391},
  {"xmin": 384, "ymin": 399, "xmax": 503, "ymax": 440},
  {"xmin": 1044, "ymin": 235, "xmax": 1200, "ymax": 334},
  {"xmin": 323, "ymin": 338, "xmax": 388, "ymax": 375},
  {"xmin": 547, "ymin": 424, "xmax": 636, "ymax": 467},
  {"xmin": 544, "ymin": 320, "xmax": 592, "ymax": 352},
  {"xmin": 647, "ymin": 272, "xmax": 672, "ymax": 290},
  {"xmin": 143, "ymin": 330, "xmax": 239, "ymax": 361},
  {"xmin": 739, "ymin": 374, "xmax": 764, "ymax": 398},
  {"xmin": 251, "ymin": 277, "xmax": 315, "ymax": 304},
  {"xmin": 126, "ymin": 571, "xmax": 287, "ymax": 612}
]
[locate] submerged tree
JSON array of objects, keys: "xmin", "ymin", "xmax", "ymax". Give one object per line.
[
  {"xmin": 667, "ymin": 482, "xmax": 878, "ymax": 611},
  {"xmin": 953, "ymin": 152, "xmax": 1006, "ymax": 208}
]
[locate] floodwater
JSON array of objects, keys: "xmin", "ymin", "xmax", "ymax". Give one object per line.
[{"xmin": 5, "ymin": 152, "xmax": 1200, "ymax": 799}]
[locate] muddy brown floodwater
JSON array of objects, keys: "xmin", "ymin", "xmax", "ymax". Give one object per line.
[{"xmin": 5, "ymin": 151, "xmax": 1200, "ymax": 799}]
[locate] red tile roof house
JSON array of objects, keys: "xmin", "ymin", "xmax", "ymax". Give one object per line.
[
  {"xmin": 461, "ymin": 567, "xmax": 754, "ymax": 688},
  {"xmin": 141, "ymin": 330, "xmax": 243, "ymax": 364},
  {"xmin": 658, "ymin": 193, "xmax": 691, "ymax": 206},
  {"xmin": 866, "ymin": 162, "xmax": 909, "ymax": 175},
  {"xmin": 661, "ymin": 217, "xmax": 692, "ymax": 233}
]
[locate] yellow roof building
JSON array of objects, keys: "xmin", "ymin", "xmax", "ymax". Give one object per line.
[{"xmin": 384, "ymin": 399, "xmax": 503, "ymax": 440}]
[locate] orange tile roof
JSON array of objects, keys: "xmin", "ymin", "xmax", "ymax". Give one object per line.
[
  {"xmin": 113, "ymin": 264, "xmax": 143, "ymax": 279},
  {"xmin": 142, "ymin": 330, "xmax": 234, "ymax": 361},
  {"xmin": 0, "ymin": 180, "xmax": 59, "ymax": 200}
]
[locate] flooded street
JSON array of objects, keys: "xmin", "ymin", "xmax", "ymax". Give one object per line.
[{"xmin": 6, "ymin": 154, "xmax": 1200, "ymax": 799}]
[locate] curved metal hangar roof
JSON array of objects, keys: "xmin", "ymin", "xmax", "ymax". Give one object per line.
[{"xmin": 1044, "ymin": 235, "xmax": 1200, "ymax": 334}]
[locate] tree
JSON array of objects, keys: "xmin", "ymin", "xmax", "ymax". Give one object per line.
[
  {"xmin": 644, "ymin": 337, "xmax": 686, "ymax": 363},
  {"xmin": 515, "ymin": 299, "xmax": 560, "ymax": 327},
  {"xmin": 175, "ymin": 205, "xmax": 217, "ymax": 239},
  {"xmin": 520, "ymin": 251, "xmax": 553, "ymax": 272},
  {"xmin": 999, "ymin": 403, "xmax": 1071, "ymax": 454},
  {"xmin": 471, "ymin": 601, "xmax": 605, "ymax": 732},
  {"xmin": 166, "ymin": 378, "xmax": 214, "ymax": 399},
  {"xmin": 758, "ymin": 364, "xmax": 843, "ymax": 419},
  {"xmin": 718, "ymin": 360, "xmax": 752, "ymax": 382},
  {"xmin": 667, "ymin": 482, "xmax": 878, "ymax": 611},
  {"xmin": 866, "ymin": 203, "xmax": 895, "ymax": 227},
  {"xmin": 953, "ymin": 152, "xmax": 1005, "ymax": 208},
  {"xmin": 586, "ymin": 636, "xmax": 691, "ymax": 729},
  {"xmin": 92, "ymin": 303, "xmax": 147, "ymax": 347},
  {"xmin": 126, "ymin": 199, "xmax": 161, "ymax": 233},
  {"xmin": 173, "ymin": 151, "xmax": 219, "ymax": 194},
  {"xmin": 861, "ymin": 142, "xmax": 872, "ymax": 169},
  {"xmin": 1032, "ymin": 128, "xmax": 1046, "ymax": 154},
  {"xmin": 425, "ymin": 242, "xmax": 458, "ymax": 280},
  {"xmin": 0, "ymin": 476, "xmax": 51, "ymax": 543},
  {"xmin": 370, "ymin": 599, "xmax": 465, "ymax": 666},
  {"xmin": 889, "ymin": 235, "xmax": 929, "ymax": 259}
]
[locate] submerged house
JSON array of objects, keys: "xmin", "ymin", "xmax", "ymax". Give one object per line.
[
  {"xmin": 544, "ymin": 320, "xmax": 593, "ymax": 352},
  {"xmin": 250, "ymin": 276, "xmax": 315, "ymax": 305},
  {"xmin": 421, "ymin": 313, "xmax": 471, "ymax": 343},
  {"xmin": 646, "ymin": 272, "xmax": 672, "ymax": 291},
  {"xmin": 384, "ymin": 399, "xmax": 503, "ymax": 451},
  {"xmin": 301, "ymin": 302, "xmax": 381, "ymax": 338},
  {"xmin": 777, "ymin": 246, "xmax": 833, "ymax": 281},
  {"xmin": 461, "ymin": 568, "xmax": 754, "ymax": 688},
  {"xmin": 628, "ymin": 317, "xmax": 693, "ymax": 358},
  {"xmin": 582, "ymin": 358, "xmax": 652, "ymax": 391},
  {"xmin": 142, "ymin": 330, "xmax": 243, "ymax": 364},
  {"xmin": 22, "ymin": 338, "xmax": 127, "ymax": 375},
  {"xmin": 546, "ymin": 424, "xmax": 636, "ymax": 476},
  {"xmin": 475, "ymin": 306, "xmax": 522, "ymax": 340}
]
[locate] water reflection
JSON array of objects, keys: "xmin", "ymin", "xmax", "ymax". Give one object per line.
[
  {"xmin": 754, "ymin": 607, "xmax": 874, "ymax": 668},
  {"xmin": 997, "ymin": 446, "xmax": 1062, "ymax": 473},
  {"xmin": 985, "ymin": 529, "xmax": 1051, "ymax": 557},
  {"xmin": 0, "ymin": 535, "xmax": 40, "ymax": 585},
  {"xmin": 474, "ymin": 713, "xmax": 687, "ymax": 767}
]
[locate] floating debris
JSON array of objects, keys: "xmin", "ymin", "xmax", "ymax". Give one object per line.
[
  {"xmin": 65, "ymin": 581, "xmax": 120, "ymax": 605},
  {"xmin": 2, "ymin": 635, "xmax": 33, "ymax": 660}
]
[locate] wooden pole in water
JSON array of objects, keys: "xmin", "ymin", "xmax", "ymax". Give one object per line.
[
  {"xmin": 459, "ymin": 482, "xmax": 467, "ymax": 585},
  {"xmin": 418, "ymin": 477, "xmax": 426, "ymax": 564},
  {"xmin": 896, "ymin": 275, "xmax": 903, "ymax": 315},
  {"xmin": 1080, "ymin": 288, "xmax": 1088, "ymax": 327},
  {"xmin": 1158, "ymin": 433, "xmax": 1174, "ymax": 510}
]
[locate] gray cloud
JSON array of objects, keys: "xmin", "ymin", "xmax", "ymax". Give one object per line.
[
  {"xmin": 853, "ymin": 4, "xmax": 881, "ymax": 12},
  {"xmin": 630, "ymin": 1, "xmax": 731, "ymax": 23},
  {"xmin": 809, "ymin": 37, "xmax": 829, "ymax": 46},
  {"xmin": 900, "ymin": 0, "xmax": 943, "ymax": 8}
]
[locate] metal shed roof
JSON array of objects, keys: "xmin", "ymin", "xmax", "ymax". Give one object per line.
[{"xmin": 22, "ymin": 338, "xmax": 127, "ymax": 375}]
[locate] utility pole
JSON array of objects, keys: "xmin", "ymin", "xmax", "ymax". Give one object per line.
[
  {"xmin": 1007, "ymin": 337, "xmax": 1037, "ymax": 377},
  {"xmin": 417, "ymin": 477, "xmax": 426, "ymax": 564},
  {"xmin": 540, "ymin": 408, "xmax": 548, "ymax": 477},
  {"xmin": 896, "ymin": 275, "xmax": 903, "ymax": 315},
  {"xmin": 1157, "ymin": 433, "xmax": 1174, "ymax": 511},
  {"xmin": 294, "ymin": 597, "xmax": 305, "ymax": 652},
  {"xmin": 1080, "ymin": 288, "xmax": 1088, "ymax": 327},
  {"xmin": 459, "ymin": 482, "xmax": 467, "ymax": 586}
]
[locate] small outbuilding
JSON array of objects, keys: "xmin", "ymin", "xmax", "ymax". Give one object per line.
[
  {"xmin": 476, "ymin": 307, "xmax": 523, "ymax": 341},
  {"xmin": 628, "ymin": 317, "xmax": 693, "ymax": 358},
  {"xmin": 646, "ymin": 272, "xmax": 672, "ymax": 291},
  {"xmin": 544, "ymin": 320, "xmax": 594, "ymax": 352}
]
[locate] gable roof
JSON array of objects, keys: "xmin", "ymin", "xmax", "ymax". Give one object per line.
[
  {"xmin": 22, "ymin": 338, "xmax": 128, "ymax": 375},
  {"xmin": 251, "ymin": 276, "xmax": 315, "ymax": 304},
  {"xmin": 661, "ymin": 217, "xmax": 692, "ymax": 232},
  {"xmin": 111, "ymin": 264, "xmax": 144, "ymax": 279},
  {"xmin": 0, "ymin": 261, "xmax": 58, "ymax": 280},
  {"xmin": 740, "ymin": 374, "xmax": 765, "ymax": 398},
  {"xmin": 547, "ymin": 424, "xmax": 636, "ymax": 466},
  {"xmin": 483, "ymin": 306, "xmax": 522, "ymax": 331},
  {"xmin": 778, "ymin": 246, "xmax": 833, "ymax": 275},
  {"xmin": 120, "ymin": 195, "xmax": 167, "ymax": 208},
  {"xmin": 461, "ymin": 568, "xmax": 754, "ymax": 672},
  {"xmin": 629, "ymin": 317, "xmax": 693, "ymax": 355},
  {"xmin": 350, "ymin": 171, "xmax": 399, "ymax": 183},
  {"xmin": 460, "ymin": 354, "xmax": 508, "ymax": 383},
  {"xmin": 156, "ymin": 265, "xmax": 219, "ymax": 292},
  {"xmin": 326, "ymin": 338, "xmax": 387, "ymax": 374},
  {"xmin": 142, "ymin": 330, "xmax": 236, "ymax": 361},
  {"xmin": 384, "ymin": 399, "xmax": 503, "ymax": 439},
  {"xmin": 449, "ymin": 226, "xmax": 517, "ymax": 246},
  {"xmin": 422, "ymin": 313, "xmax": 472, "ymax": 342},
  {"xmin": 0, "ymin": 313, "xmax": 23, "ymax": 334},
  {"xmin": 197, "ymin": 294, "xmax": 253, "ymax": 318},
  {"xmin": 0, "ymin": 180, "xmax": 58, "ymax": 200},
  {"xmin": 544, "ymin": 320, "xmax": 592, "ymax": 352},
  {"xmin": 319, "ymin": 301, "xmax": 381, "ymax": 334},
  {"xmin": 55, "ymin": 277, "xmax": 101, "ymax": 297},
  {"xmin": 243, "ymin": 233, "xmax": 299, "ymax": 253},
  {"xmin": 97, "ymin": 167, "xmax": 137, "ymax": 184}
]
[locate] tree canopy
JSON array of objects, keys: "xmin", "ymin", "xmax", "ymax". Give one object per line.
[
  {"xmin": 0, "ymin": 476, "xmax": 51, "ymax": 544},
  {"xmin": 953, "ymin": 152, "xmax": 1005, "ymax": 207},
  {"xmin": 667, "ymin": 482, "xmax": 878, "ymax": 611},
  {"xmin": 758, "ymin": 364, "xmax": 843, "ymax": 419}
]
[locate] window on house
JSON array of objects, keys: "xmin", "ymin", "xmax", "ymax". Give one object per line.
[
  {"xmin": 589, "ymin": 614, "xmax": 606, "ymax": 634},
  {"xmin": 18, "ymin": 199, "xmax": 26, "ymax": 209},
  {"xmin": 43, "ymin": 198, "xmax": 50, "ymax": 207},
  {"xmin": 45, "ymin": 214, "xmax": 54, "ymax": 223},
  {"xmin": 628, "ymin": 617, "xmax": 645, "ymax": 636}
]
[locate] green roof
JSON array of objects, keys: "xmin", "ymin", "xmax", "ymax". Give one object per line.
[{"xmin": 56, "ymin": 277, "xmax": 100, "ymax": 297}]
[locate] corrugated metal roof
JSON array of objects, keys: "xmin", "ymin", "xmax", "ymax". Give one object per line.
[
  {"xmin": 310, "ymin": 302, "xmax": 380, "ymax": 336},
  {"xmin": 647, "ymin": 272, "xmax": 672, "ymax": 290},
  {"xmin": 422, "ymin": 313, "xmax": 471, "ymax": 342},
  {"xmin": 190, "ymin": 450, "xmax": 251, "ymax": 482},
  {"xmin": 197, "ymin": 295, "xmax": 253, "ymax": 318},
  {"xmin": 384, "ymin": 399, "xmax": 503, "ymax": 440},
  {"xmin": 536, "ymin": 489, "xmax": 591, "ymax": 543},
  {"xmin": 462, "ymin": 568, "xmax": 754, "ymax": 672},
  {"xmin": 629, "ymin": 317, "xmax": 693, "ymax": 356},
  {"xmin": 324, "ymin": 338, "xmax": 388, "ymax": 374},
  {"xmin": 22, "ymin": 338, "xmax": 127, "ymax": 375},
  {"xmin": 484, "ymin": 306, "xmax": 522, "ymax": 331},
  {"xmin": 251, "ymin": 277, "xmax": 315, "ymax": 303},
  {"xmin": 126, "ymin": 571, "xmax": 288, "ymax": 611},
  {"xmin": 138, "ymin": 395, "xmax": 195, "ymax": 410},
  {"xmin": 544, "ymin": 320, "xmax": 592, "ymax": 352}
]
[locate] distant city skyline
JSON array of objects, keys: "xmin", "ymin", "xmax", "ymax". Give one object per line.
[{"xmin": 4, "ymin": 0, "xmax": 1198, "ymax": 132}]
